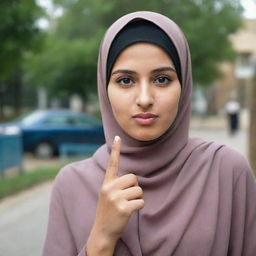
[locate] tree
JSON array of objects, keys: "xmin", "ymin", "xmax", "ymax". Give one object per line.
[
  {"xmin": 0, "ymin": 0, "xmax": 44, "ymax": 119},
  {"xmin": 24, "ymin": 0, "xmax": 243, "ymax": 102},
  {"xmin": 24, "ymin": 36, "xmax": 98, "ymax": 100}
]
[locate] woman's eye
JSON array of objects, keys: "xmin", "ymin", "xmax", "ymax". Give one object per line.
[
  {"xmin": 116, "ymin": 77, "xmax": 134, "ymax": 86},
  {"xmin": 154, "ymin": 76, "xmax": 171, "ymax": 85}
]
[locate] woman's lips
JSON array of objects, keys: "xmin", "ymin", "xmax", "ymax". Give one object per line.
[{"xmin": 132, "ymin": 113, "xmax": 159, "ymax": 125}]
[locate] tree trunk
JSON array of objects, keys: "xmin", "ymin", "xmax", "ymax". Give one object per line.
[{"xmin": 249, "ymin": 77, "xmax": 256, "ymax": 174}]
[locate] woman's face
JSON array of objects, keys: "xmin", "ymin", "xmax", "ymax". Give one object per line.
[{"xmin": 108, "ymin": 42, "xmax": 181, "ymax": 141}]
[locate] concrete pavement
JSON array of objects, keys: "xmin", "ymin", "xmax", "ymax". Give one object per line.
[
  {"xmin": 189, "ymin": 128, "xmax": 248, "ymax": 158},
  {"xmin": 0, "ymin": 128, "xmax": 248, "ymax": 256},
  {"xmin": 0, "ymin": 181, "xmax": 53, "ymax": 256}
]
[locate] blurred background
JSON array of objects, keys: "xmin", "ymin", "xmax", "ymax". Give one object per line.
[{"xmin": 0, "ymin": 0, "xmax": 256, "ymax": 255}]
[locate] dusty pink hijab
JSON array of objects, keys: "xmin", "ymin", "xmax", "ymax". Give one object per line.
[
  {"xmin": 92, "ymin": 11, "xmax": 256, "ymax": 255},
  {"xmin": 95, "ymin": 11, "xmax": 195, "ymax": 176}
]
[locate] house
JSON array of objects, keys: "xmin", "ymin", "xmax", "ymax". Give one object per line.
[{"xmin": 213, "ymin": 18, "xmax": 256, "ymax": 114}]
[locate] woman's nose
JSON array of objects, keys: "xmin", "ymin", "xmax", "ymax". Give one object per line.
[{"xmin": 135, "ymin": 83, "xmax": 154, "ymax": 109}]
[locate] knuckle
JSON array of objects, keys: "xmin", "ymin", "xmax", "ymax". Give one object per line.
[
  {"xmin": 108, "ymin": 193, "xmax": 118, "ymax": 204},
  {"xmin": 128, "ymin": 173, "xmax": 137, "ymax": 183},
  {"xmin": 100, "ymin": 184, "xmax": 110, "ymax": 196},
  {"xmin": 137, "ymin": 186, "xmax": 143, "ymax": 196},
  {"xmin": 136, "ymin": 199, "xmax": 145, "ymax": 210},
  {"xmin": 117, "ymin": 204, "xmax": 129, "ymax": 217},
  {"xmin": 140, "ymin": 199, "xmax": 145, "ymax": 209}
]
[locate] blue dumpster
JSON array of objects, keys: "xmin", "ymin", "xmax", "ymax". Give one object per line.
[{"xmin": 0, "ymin": 134, "xmax": 23, "ymax": 177}]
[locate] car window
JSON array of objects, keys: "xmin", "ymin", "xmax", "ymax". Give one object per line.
[
  {"xmin": 74, "ymin": 115, "xmax": 100, "ymax": 126},
  {"xmin": 43, "ymin": 116, "xmax": 75, "ymax": 125},
  {"xmin": 20, "ymin": 111, "xmax": 46, "ymax": 126}
]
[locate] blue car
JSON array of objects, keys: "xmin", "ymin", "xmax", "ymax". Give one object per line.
[{"xmin": 0, "ymin": 109, "xmax": 105, "ymax": 158}]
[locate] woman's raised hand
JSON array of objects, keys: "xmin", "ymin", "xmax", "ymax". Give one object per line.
[{"xmin": 86, "ymin": 136, "xmax": 144, "ymax": 255}]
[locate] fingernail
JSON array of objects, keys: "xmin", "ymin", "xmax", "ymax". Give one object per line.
[{"xmin": 114, "ymin": 135, "xmax": 120, "ymax": 142}]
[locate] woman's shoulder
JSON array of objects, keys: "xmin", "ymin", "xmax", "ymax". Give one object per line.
[
  {"xmin": 56, "ymin": 157, "xmax": 93, "ymax": 178},
  {"xmin": 213, "ymin": 141, "xmax": 249, "ymax": 168},
  {"xmin": 53, "ymin": 157, "xmax": 103, "ymax": 193},
  {"xmin": 190, "ymin": 138, "xmax": 252, "ymax": 178},
  {"xmin": 218, "ymin": 144, "xmax": 251, "ymax": 175}
]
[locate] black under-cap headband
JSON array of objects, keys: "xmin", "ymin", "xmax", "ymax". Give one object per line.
[{"xmin": 106, "ymin": 20, "xmax": 182, "ymax": 85}]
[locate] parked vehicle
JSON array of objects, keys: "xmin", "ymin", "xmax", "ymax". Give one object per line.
[{"xmin": 0, "ymin": 109, "xmax": 105, "ymax": 158}]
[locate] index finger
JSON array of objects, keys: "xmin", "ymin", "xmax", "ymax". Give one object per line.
[{"xmin": 105, "ymin": 135, "xmax": 121, "ymax": 181}]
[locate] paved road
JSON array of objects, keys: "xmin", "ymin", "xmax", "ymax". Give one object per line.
[
  {"xmin": 0, "ymin": 128, "xmax": 248, "ymax": 256},
  {"xmin": 0, "ymin": 182, "xmax": 53, "ymax": 256},
  {"xmin": 189, "ymin": 128, "xmax": 248, "ymax": 157}
]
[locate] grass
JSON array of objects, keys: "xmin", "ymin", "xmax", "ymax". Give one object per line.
[{"xmin": 0, "ymin": 166, "xmax": 62, "ymax": 200}]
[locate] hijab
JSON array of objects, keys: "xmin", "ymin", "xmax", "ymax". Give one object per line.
[
  {"xmin": 93, "ymin": 10, "xmax": 205, "ymax": 253},
  {"xmin": 94, "ymin": 11, "xmax": 200, "ymax": 176},
  {"xmin": 106, "ymin": 20, "xmax": 182, "ymax": 84},
  {"xmin": 92, "ymin": 11, "xmax": 256, "ymax": 255}
]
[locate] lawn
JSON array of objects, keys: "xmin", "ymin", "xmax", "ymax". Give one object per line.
[{"xmin": 0, "ymin": 166, "xmax": 61, "ymax": 200}]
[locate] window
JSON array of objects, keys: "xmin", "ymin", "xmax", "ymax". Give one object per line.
[
  {"xmin": 43, "ymin": 116, "xmax": 74, "ymax": 125},
  {"xmin": 237, "ymin": 52, "xmax": 251, "ymax": 68}
]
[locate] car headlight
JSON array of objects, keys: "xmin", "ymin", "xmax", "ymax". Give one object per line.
[
  {"xmin": 0, "ymin": 126, "xmax": 5, "ymax": 134},
  {"xmin": 4, "ymin": 126, "xmax": 21, "ymax": 135}
]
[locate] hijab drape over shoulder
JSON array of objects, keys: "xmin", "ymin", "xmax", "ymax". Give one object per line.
[{"xmin": 43, "ymin": 11, "xmax": 256, "ymax": 256}]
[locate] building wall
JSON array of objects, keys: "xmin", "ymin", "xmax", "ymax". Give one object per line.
[
  {"xmin": 213, "ymin": 19, "xmax": 256, "ymax": 113},
  {"xmin": 231, "ymin": 19, "xmax": 256, "ymax": 53}
]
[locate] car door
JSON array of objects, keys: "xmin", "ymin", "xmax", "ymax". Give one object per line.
[
  {"xmin": 42, "ymin": 113, "xmax": 104, "ymax": 145},
  {"xmin": 68, "ymin": 114, "xmax": 105, "ymax": 145}
]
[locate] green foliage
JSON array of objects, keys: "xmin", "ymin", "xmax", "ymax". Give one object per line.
[
  {"xmin": 0, "ymin": 0, "xmax": 44, "ymax": 81},
  {"xmin": 54, "ymin": 0, "xmax": 112, "ymax": 40},
  {"xmin": 0, "ymin": 166, "xmax": 61, "ymax": 199},
  {"xmin": 24, "ymin": 36, "xmax": 98, "ymax": 99},
  {"xmin": 24, "ymin": 0, "xmax": 243, "ymax": 101}
]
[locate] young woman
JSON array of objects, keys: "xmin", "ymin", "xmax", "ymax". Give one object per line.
[{"xmin": 43, "ymin": 11, "xmax": 256, "ymax": 256}]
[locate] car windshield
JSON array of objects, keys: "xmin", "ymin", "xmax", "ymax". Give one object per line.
[
  {"xmin": 75, "ymin": 114, "xmax": 101, "ymax": 126},
  {"xmin": 17, "ymin": 111, "xmax": 46, "ymax": 126},
  {"xmin": 15, "ymin": 111, "xmax": 101, "ymax": 126}
]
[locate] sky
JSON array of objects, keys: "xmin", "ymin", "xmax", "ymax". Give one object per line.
[
  {"xmin": 241, "ymin": 0, "xmax": 256, "ymax": 18},
  {"xmin": 36, "ymin": 0, "xmax": 256, "ymax": 29}
]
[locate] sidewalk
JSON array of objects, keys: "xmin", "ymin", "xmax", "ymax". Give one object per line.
[
  {"xmin": 189, "ymin": 115, "xmax": 248, "ymax": 158},
  {"xmin": 23, "ymin": 153, "xmax": 63, "ymax": 172},
  {"xmin": 0, "ymin": 181, "xmax": 53, "ymax": 256},
  {"xmin": 189, "ymin": 129, "xmax": 247, "ymax": 157},
  {"xmin": 190, "ymin": 115, "xmax": 227, "ymax": 130}
]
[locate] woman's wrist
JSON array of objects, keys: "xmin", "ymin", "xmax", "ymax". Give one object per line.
[{"xmin": 87, "ymin": 226, "xmax": 118, "ymax": 256}]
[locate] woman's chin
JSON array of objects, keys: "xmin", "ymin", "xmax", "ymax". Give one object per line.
[{"xmin": 128, "ymin": 132, "xmax": 161, "ymax": 142}]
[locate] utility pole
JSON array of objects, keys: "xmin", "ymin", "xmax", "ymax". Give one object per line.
[{"xmin": 249, "ymin": 60, "xmax": 256, "ymax": 174}]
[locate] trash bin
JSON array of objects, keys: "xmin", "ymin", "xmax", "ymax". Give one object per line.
[{"xmin": 0, "ymin": 134, "xmax": 23, "ymax": 177}]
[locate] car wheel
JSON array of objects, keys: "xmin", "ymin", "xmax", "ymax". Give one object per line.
[{"xmin": 35, "ymin": 142, "xmax": 54, "ymax": 158}]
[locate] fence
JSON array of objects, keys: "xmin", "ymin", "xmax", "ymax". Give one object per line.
[{"xmin": 0, "ymin": 134, "xmax": 23, "ymax": 177}]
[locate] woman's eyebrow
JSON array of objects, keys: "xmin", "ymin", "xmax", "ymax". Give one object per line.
[
  {"xmin": 151, "ymin": 67, "xmax": 176, "ymax": 73},
  {"xmin": 111, "ymin": 69, "xmax": 137, "ymax": 76}
]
